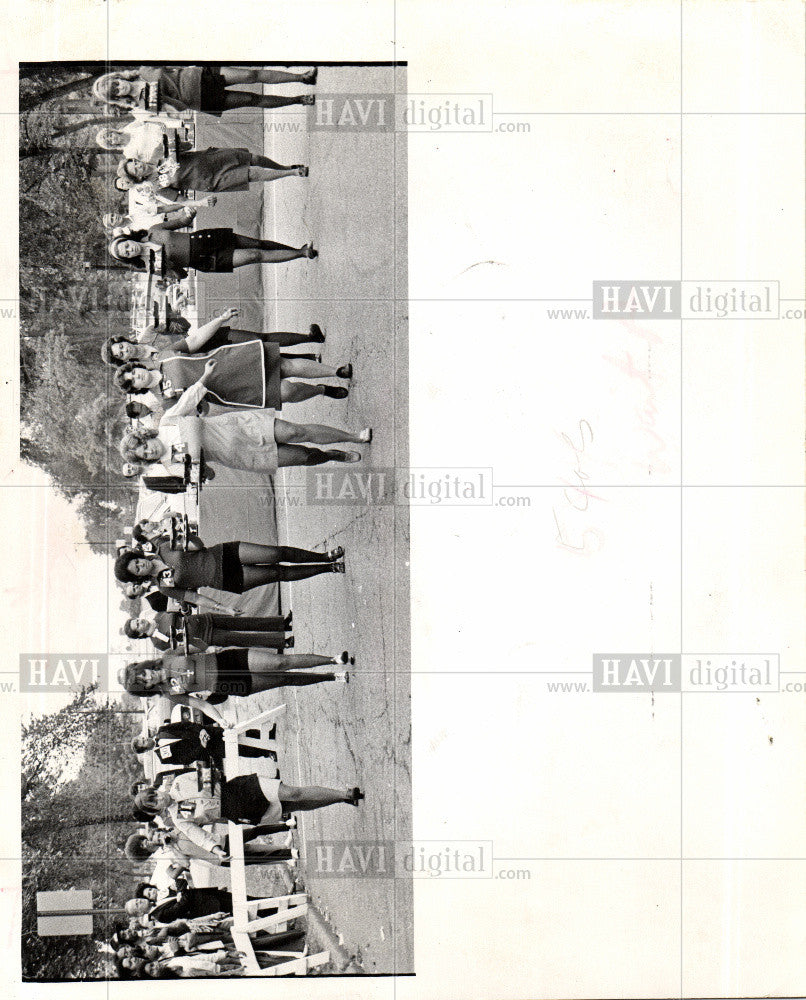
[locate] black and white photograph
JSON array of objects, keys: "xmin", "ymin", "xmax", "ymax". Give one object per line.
[
  {"xmin": 18, "ymin": 59, "xmax": 410, "ymax": 981},
  {"xmin": 5, "ymin": 2, "xmax": 806, "ymax": 998}
]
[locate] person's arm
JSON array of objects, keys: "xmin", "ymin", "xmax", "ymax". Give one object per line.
[
  {"xmin": 157, "ymin": 211, "xmax": 195, "ymax": 232},
  {"xmin": 169, "ymin": 808, "xmax": 225, "ymax": 855},
  {"xmin": 161, "ymin": 370, "xmax": 212, "ymax": 420},
  {"xmin": 182, "ymin": 592, "xmax": 241, "ymax": 615},
  {"xmin": 183, "ymin": 308, "xmax": 239, "ymax": 352}
]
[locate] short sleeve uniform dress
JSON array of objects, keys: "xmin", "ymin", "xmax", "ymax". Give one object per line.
[
  {"xmin": 160, "ymin": 650, "xmax": 254, "ymax": 698},
  {"xmin": 147, "ymin": 225, "xmax": 238, "ymax": 274},
  {"xmin": 170, "ymin": 149, "xmax": 254, "ymax": 193},
  {"xmin": 138, "ymin": 65, "xmax": 229, "ymax": 116},
  {"xmin": 156, "ymin": 339, "xmax": 282, "ymax": 409}
]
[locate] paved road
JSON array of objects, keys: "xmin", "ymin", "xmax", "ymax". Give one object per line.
[{"xmin": 192, "ymin": 67, "xmax": 412, "ymax": 973}]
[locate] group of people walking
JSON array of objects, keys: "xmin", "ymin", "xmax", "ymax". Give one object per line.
[{"xmin": 95, "ymin": 65, "xmax": 367, "ymax": 977}]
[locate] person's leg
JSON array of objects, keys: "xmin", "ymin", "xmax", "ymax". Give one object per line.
[
  {"xmin": 220, "ymin": 68, "xmax": 314, "ymax": 85},
  {"xmin": 209, "ymin": 614, "xmax": 287, "ymax": 631},
  {"xmin": 278, "ymin": 782, "xmax": 353, "ymax": 812},
  {"xmin": 281, "ymin": 381, "xmax": 329, "ymax": 404},
  {"xmin": 276, "ymin": 444, "xmax": 361, "ymax": 467},
  {"xmin": 249, "ymin": 670, "xmax": 339, "ymax": 692},
  {"xmin": 279, "ymin": 358, "xmax": 344, "ymax": 379},
  {"xmin": 282, "ymin": 352, "xmax": 320, "ymax": 361},
  {"xmin": 222, "ymin": 91, "xmax": 312, "ymax": 110},
  {"xmin": 247, "ymin": 649, "xmax": 341, "ymax": 669},
  {"xmin": 239, "ymin": 823, "xmax": 290, "ymax": 841},
  {"xmin": 275, "ymin": 417, "xmax": 371, "ymax": 446},
  {"xmin": 226, "ymin": 327, "xmax": 317, "ymax": 347},
  {"xmin": 233, "ymin": 234, "xmax": 312, "ymax": 255},
  {"xmin": 213, "ymin": 628, "xmax": 286, "ymax": 649},
  {"xmin": 241, "ymin": 563, "xmax": 340, "ymax": 589},
  {"xmin": 246, "ymin": 166, "xmax": 301, "ymax": 183},
  {"xmin": 232, "ymin": 247, "xmax": 306, "ymax": 267},
  {"xmin": 237, "ymin": 542, "xmax": 334, "ymax": 564},
  {"xmin": 235, "ymin": 542, "xmax": 282, "ymax": 564}
]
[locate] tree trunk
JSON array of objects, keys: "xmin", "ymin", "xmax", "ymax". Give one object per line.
[
  {"xmin": 19, "ymin": 75, "xmax": 94, "ymax": 112},
  {"xmin": 23, "ymin": 813, "xmax": 135, "ymax": 839}
]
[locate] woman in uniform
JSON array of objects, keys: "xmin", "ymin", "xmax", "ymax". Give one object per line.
[
  {"xmin": 118, "ymin": 360, "xmax": 371, "ymax": 474},
  {"xmin": 92, "ymin": 65, "xmax": 316, "ymax": 116},
  {"xmin": 118, "ymin": 148, "xmax": 308, "ymax": 191},
  {"xmin": 113, "ymin": 539, "xmax": 346, "ymax": 597},
  {"xmin": 109, "ymin": 222, "xmax": 316, "ymax": 276},
  {"xmin": 120, "ymin": 648, "xmax": 351, "ymax": 720}
]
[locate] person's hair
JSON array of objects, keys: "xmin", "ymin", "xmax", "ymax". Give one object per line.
[
  {"xmin": 101, "ymin": 335, "xmax": 133, "ymax": 367},
  {"xmin": 114, "ymin": 176, "xmax": 131, "ymax": 192},
  {"xmin": 96, "ymin": 128, "xmax": 125, "ymax": 151},
  {"xmin": 92, "ymin": 72, "xmax": 138, "ymax": 107},
  {"xmin": 130, "ymin": 731, "xmax": 152, "ymax": 751},
  {"xmin": 125, "ymin": 400, "xmax": 152, "ymax": 419},
  {"xmin": 125, "ymin": 618, "xmax": 149, "ymax": 640},
  {"xmin": 109, "ymin": 233, "xmax": 147, "ymax": 269},
  {"xmin": 114, "ymin": 361, "xmax": 153, "ymax": 395},
  {"xmin": 120, "ymin": 428, "xmax": 160, "ymax": 464},
  {"xmin": 114, "ymin": 547, "xmax": 148, "ymax": 584},
  {"xmin": 144, "ymin": 963, "xmax": 173, "ymax": 979},
  {"xmin": 132, "ymin": 520, "xmax": 151, "ymax": 544},
  {"xmin": 125, "ymin": 836, "xmax": 154, "ymax": 862},
  {"xmin": 132, "ymin": 807, "xmax": 154, "ymax": 823},
  {"xmin": 124, "ymin": 660, "xmax": 166, "ymax": 696},
  {"xmin": 134, "ymin": 881, "xmax": 156, "ymax": 898},
  {"xmin": 129, "ymin": 778, "xmax": 148, "ymax": 796},
  {"xmin": 121, "ymin": 462, "xmax": 142, "ymax": 479},
  {"xmin": 133, "ymin": 786, "xmax": 161, "ymax": 815},
  {"xmin": 122, "ymin": 158, "xmax": 149, "ymax": 182}
]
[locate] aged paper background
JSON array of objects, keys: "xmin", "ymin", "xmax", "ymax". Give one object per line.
[{"xmin": 1, "ymin": 1, "xmax": 805, "ymax": 997}]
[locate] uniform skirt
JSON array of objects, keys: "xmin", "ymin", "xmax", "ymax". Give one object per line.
[
  {"xmin": 198, "ymin": 66, "xmax": 228, "ymax": 116},
  {"xmin": 187, "ymin": 228, "xmax": 235, "ymax": 272},
  {"xmin": 212, "ymin": 647, "xmax": 253, "ymax": 694},
  {"xmin": 221, "ymin": 773, "xmax": 282, "ymax": 824},
  {"xmin": 177, "ymin": 410, "xmax": 279, "ymax": 474},
  {"xmin": 174, "ymin": 148, "xmax": 253, "ymax": 193}
]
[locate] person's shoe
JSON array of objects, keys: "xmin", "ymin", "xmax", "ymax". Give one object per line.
[
  {"xmin": 297, "ymin": 165, "xmax": 309, "ymax": 177},
  {"xmin": 338, "ymin": 450, "xmax": 361, "ymax": 464},
  {"xmin": 331, "ymin": 561, "xmax": 346, "ymax": 573},
  {"xmin": 336, "ymin": 363, "xmax": 352, "ymax": 379},
  {"xmin": 267, "ymin": 724, "xmax": 277, "ymax": 740},
  {"xmin": 327, "ymin": 546, "xmax": 345, "ymax": 561},
  {"xmin": 302, "ymin": 68, "xmax": 318, "ymax": 85},
  {"xmin": 283, "ymin": 832, "xmax": 294, "ymax": 848},
  {"xmin": 300, "ymin": 94, "xmax": 315, "ymax": 106},
  {"xmin": 358, "ymin": 428, "xmax": 373, "ymax": 443},
  {"xmin": 283, "ymin": 612, "xmax": 293, "ymax": 628},
  {"xmin": 348, "ymin": 786, "xmax": 364, "ymax": 806},
  {"xmin": 284, "ymin": 636, "xmax": 295, "ymax": 649},
  {"xmin": 309, "ymin": 323, "xmax": 325, "ymax": 342},
  {"xmin": 285, "ymin": 816, "xmax": 297, "ymax": 829},
  {"xmin": 337, "ymin": 650, "xmax": 350, "ymax": 664},
  {"xmin": 290, "ymin": 848, "xmax": 300, "ymax": 860},
  {"xmin": 334, "ymin": 671, "xmax": 349, "ymax": 683},
  {"xmin": 323, "ymin": 385, "xmax": 348, "ymax": 399},
  {"xmin": 302, "ymin": 243, "xmax": 318, "ymax": 259}
]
